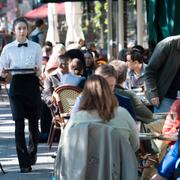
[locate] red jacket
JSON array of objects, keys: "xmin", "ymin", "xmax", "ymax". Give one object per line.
[{"xmin": 162, "ymin": 99, "xmax": 180, "ymax": 144}]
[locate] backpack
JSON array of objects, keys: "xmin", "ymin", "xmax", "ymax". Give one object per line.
[
  {"xmin": 173, "ymin": 129, "xmax": 180, "ymax": 180},
  {"xmin": 29, "ymin": 31, "xmax": 43, "ymax": 43}
]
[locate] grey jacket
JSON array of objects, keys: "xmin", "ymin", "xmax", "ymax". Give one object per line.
[
  {"xmin": 54, "ymin": 121, "xmax": 138, "ymax": 180},
  {"xmin": 42, "ymin": 73, "xmax": 62, "ymax": 107},
  {"xmin": 145, "ymin": 35, "xmax": 180, "ymax": 100}
]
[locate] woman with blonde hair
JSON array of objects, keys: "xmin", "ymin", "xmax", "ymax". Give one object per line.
[{"xmin": 45, "ymin": 43, "xmax": 65, "ymax": 74}]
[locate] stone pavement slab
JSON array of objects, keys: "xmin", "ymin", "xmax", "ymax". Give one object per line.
[{"xmin": 0, "ymin": 88, "xmax": 58, "ymax": 180}]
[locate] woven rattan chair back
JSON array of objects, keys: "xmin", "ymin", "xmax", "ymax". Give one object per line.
[{"xmin": 47, "ymin": 85, "xmax": 82, "ymax": 149}]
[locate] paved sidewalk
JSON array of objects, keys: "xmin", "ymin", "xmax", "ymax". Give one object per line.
[{"xmin": 0, "ymin": 88, "xmax": 58, "ymax": 180}]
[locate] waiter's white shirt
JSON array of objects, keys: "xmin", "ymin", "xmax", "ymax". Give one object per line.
[{"xmin": 0, "ymin": 39, "xmax": 42, "ymax": 76}]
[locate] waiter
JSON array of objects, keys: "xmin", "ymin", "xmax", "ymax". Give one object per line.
[{"xmin": 0, "ymin": 17, "xmax": 42, "ymax": 173}]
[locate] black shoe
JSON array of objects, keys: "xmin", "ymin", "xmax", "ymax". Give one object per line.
[
  {"xmin": 51, "ymin": 152, "xmax": 57, "ymax": 159},
  {"xmin": 30, "ymin": 155, "xmax": 37, "ymax": 166},
  {"xmin": 20, "ymin": 166, "xmax": 32, "ymax": 173}
]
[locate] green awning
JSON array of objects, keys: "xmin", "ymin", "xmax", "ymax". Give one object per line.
[{"xmin": 148, "ymin": 0, "xmax": 180, "ymax": 50}]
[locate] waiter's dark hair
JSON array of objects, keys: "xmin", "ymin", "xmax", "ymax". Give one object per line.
[{"xmin": 13, "ymin": 17, "xmax": 28, "ymax": 30}]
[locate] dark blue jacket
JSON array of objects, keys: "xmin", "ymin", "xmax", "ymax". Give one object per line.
[{"xmin": 115, "ymin": 93, "xmax": 136, "ymax": 120}]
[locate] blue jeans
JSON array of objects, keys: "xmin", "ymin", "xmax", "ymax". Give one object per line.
[{"xmin": 154, "ymin": 97, "xmax": 175, "ymax": 113}]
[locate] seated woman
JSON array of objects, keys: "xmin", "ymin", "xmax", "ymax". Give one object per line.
[
  {"xmin": 61, "ymin": 58, "xmax": 86, "ymax": 89},
  {"xmin": 45, "ymin": 43, "xmax": 65, "ymax": 74},
  {"xmin": 162, "ymin": 99, "xmax": 180, "ymax": 141},
  {"xmin": 156, "ymin": 99, "xmax": 180, "ymax": 160},
  {"xmin": 151, "ymin": 99, "xmax": 180, "ymax": 179},
  {"xmin": 82, "ymin": 50, "xmax": 95, "ymax": 78},
  {"xmin": 53, "ymin": 74, "xmax": 139, "ymax": 180},
  {"xmin": 66, "ymin": 74, "xmax": 139, "ymax": 152},
  {"xmin": 72, "ymin": 64, "xmax": 136, "ymax": 121}
]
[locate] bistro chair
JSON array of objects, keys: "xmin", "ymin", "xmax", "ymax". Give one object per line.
[{"xmin": 47, "ymin": 85, "xmax": 82, "ymax": 149}]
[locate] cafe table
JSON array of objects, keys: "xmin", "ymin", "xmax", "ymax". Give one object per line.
[{"xmin": 139, "ymin": 132, "xmax": 178, "ymax": 141}]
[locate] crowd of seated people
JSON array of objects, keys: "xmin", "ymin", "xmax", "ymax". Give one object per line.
[
  {"xmin": 1, "ymin": 16, "xmax": 179, "ymax": 178},
  {"xmin": 53, "ymin": 74, "xmax": 139, "ymax": 180},
  {"xmin": 37, "ymin": 39, "xmax": 180, "ymax": 180},
  {"xmin": 72, "ymin": 64, "xmax": 136, "ymax": 120},
  {"xmin": 109, "ymin": 60, "xmax": 153, "ymax": 124}
]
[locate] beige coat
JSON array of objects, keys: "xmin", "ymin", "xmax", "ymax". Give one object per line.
[
  {"xmin": 69, "ymin": 107, "xmax": 140, "ymax": 151},
  {"xmin": 54, "ymin": 121, "xmax": 138, "ymax": 180}
]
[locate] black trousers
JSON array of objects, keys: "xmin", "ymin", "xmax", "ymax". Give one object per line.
[
  {"xmin": 40, "ymin": 100, "xmax": 52, "ymax": 134},
  {"xmin": 9, "ymin": 74, "xmax": 41, "ymax": 168}
]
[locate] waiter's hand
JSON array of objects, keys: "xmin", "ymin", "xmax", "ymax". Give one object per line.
[{"xmin": 150, "ymin": 97, "xmax": 160, "ymax": 107}]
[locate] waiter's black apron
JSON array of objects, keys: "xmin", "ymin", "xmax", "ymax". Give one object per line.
[{"xmin": 9, "ymin": 73, "xmax": 41, "ymax": 121}]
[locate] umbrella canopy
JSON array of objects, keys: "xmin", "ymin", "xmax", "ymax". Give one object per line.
[
  {"xmin": 65, "ymin": 2, "xmax": 84, "ymax": 45},
  {"xmin": 46, "ymin": 3, "xmax": 60, "ymax": 45},
  {"xmin": 25, "ymin": 3, "xmax": 65, "ymax": 19}
]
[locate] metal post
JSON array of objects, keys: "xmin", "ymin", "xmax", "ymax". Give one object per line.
[
  {"xmin": 107, "ymin": 0, "xmax": 113, "ymax": 61},
  {"xmin": 137, "ymin": 0, "xmax": 143, "ymax": 45},
  {"xmin": 118, "ymin": 0, "xmax": 124, "ymax": 52}
]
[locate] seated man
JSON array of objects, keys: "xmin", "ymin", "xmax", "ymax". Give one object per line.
[
  {"xmin": 109, "ymin": 60, "xmax": 153, "ymax": 124},
  {"xmin": 125, "ymin": 48, "xmax": 146, "ymax": 90},
  {"xmin": 40, "ymin": 54, "xmax": 70, "ymax": 141},
  {"xmin": 42, "ymin": 54, "xmax": 70, "ymax": 109}
]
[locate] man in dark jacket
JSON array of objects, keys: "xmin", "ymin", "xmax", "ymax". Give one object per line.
[{"xmin": 145, "ymin": 35, "xmax": 180, "ymax": 112}]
